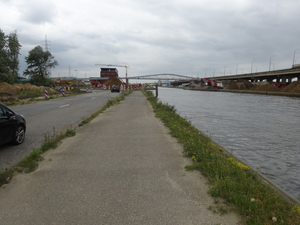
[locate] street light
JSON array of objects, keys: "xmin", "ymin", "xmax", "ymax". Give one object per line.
[
  {"xmin": 224, "ymin": 66, "xmax": 227, "ymax": 76},
  {"xmin": 251, "ymin": 60, "xmax": 256, "ymax": 74},
  {"xmin": 269, "ymin": 55, "xmax": 276, "ymax": 71},
  {"xmin": 293, "ymin": 48, "xmax": 300, "ymax": 67},
  {"xmin": 236, "ymin": 63, "xmax": 240, "ymax": 75},
  {"xmin": 271, "ymin": 63, "xmax": 275, "ymax": 70}
]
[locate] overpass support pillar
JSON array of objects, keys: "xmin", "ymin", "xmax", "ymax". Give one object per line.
[{"xmin": 281, "ymin": 77, "xmax": 288, "ymax": 84}]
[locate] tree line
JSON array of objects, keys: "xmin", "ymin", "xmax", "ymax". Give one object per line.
[{"xmin": 0, "ymin": 29, "xmax": 58, "ymax": 86}]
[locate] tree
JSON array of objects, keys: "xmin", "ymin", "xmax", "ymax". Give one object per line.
[
  {"xmin": 24, "ymin": 45, "xmax": 58, "ymax": 86},
  {"xmin": 0, "ymin": 29, "xmax": 21, "ymax": 84},
  {"xmin": 0, "ymin": 29, "xmax": 8, "ymax": 80},
  {"xmin": 7, "ymin": 31, "xmax": 22, "ymax": 83}
]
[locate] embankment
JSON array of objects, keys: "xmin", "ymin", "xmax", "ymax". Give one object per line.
[{"xmin": 189, "ymin": 80, "xmax": 300, "ymax": 97}]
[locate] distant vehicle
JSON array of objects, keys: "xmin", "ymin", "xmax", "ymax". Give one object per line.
[
  {"xmin": 111, "ymin": 85, "xmax": 120, "ymax": 93},
  {"xmin": 273, "ymin": 82, "xmax": 288, "ymax": 88},
  {"xmin": 0, "ymin": 103, "xmax": 26, "ymax": 145}
]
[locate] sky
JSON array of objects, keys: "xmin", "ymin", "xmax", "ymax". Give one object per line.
[{"xmin": 1, "ymin": 0, "xmax": 300, "ymax": 82}]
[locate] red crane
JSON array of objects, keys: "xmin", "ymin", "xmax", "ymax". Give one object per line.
[{"xmin": 95, "ymin": 63, "xmax": 129, "ymax": 89}]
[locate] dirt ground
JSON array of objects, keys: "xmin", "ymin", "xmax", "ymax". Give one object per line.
[{"xmin": 224, "ymin": 79, "xmax": 300, "ymax": 93}]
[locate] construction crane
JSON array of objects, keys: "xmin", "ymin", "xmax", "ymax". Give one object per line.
[{"xmin": 95, "ymin": 63, "xmax": 129, "ymax": 89}]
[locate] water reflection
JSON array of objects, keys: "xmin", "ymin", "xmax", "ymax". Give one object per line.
[{"xmin": 157, "ymin": 87, "xmax": 300, "ymax": 201}]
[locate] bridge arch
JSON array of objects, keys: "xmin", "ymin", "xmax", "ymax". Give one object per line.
[{"xmin": 120, "ymin": 73, "xmax": 195, "ymax": 80}]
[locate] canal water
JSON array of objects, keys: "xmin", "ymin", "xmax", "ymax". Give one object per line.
[{"xmin": 156, "ymin": 87, "xmax": 300, "ymax": 202}]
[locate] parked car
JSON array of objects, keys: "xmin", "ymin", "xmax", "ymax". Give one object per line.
[
  {"xmin": 0, "ymin": 103, "xmax": 26, "ymax": 145},
  {"xmin": 111, "ymin": 85, "xmax": 120, "ymax": 93}
]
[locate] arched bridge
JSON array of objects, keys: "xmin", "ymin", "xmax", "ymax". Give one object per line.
[{"xmin": 120, "ymin": 73, "xmax": 194, "ymax": 80}]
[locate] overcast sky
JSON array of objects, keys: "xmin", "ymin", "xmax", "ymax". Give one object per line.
[{"xmin": 1, "ymin": 0, "xmax": 300, "ymax": 80}]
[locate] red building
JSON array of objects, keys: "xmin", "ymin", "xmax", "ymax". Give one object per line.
[
  {"xmin": 90, "ymin": 68, "xmax": 121, "ymax": 87},
  {"xmin": 100, "ymin": 68, "xmax": 118, "ymax": 78}
]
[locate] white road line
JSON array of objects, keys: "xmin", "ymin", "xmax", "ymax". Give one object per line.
[
  {"xmin": 91, "ymin": 97, "xmax": 96, "ymax": 99},
  {"xmin": 59, "ymin": 104, "xmax": 70, "ymax": 108}
]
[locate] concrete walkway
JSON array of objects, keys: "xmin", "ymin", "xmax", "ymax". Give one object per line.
[{"xmin": 0, "ymin": 91, "xmax": 241, "ymax": 225}]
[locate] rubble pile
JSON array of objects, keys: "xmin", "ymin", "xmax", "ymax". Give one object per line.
[
  {"xmin": 252, "ymin": 81, "xmax": 300, "ymax": 93},
  {"xmin": 222, "ymin": 79, "xmax": 300, "ymax": 94},
  {"xmin": 104, "ymin": 77, "xmax": 123, "ymax": 87},
  {"xmin": 223, "ymin": 80, "xmax": 255, "ymax": 90}
]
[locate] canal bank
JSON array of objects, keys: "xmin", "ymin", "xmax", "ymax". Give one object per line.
[
  {"xmin": 145, "ymin": 90, "xmax": 300, "ymax": 224},
  {"xmin": 0, "ymin": 91, "xmax": 242, "ymax": 225},
  {"xmin": 185, "ymin": 79, "xmax": 300, "ymax": 97},
  {"xmin": 155, "ymin": 87, "xmax": 300, "ymax": 203},
  {"xmin": 188, "ymin": 88, "xmax": 300, "ymax": 97}
]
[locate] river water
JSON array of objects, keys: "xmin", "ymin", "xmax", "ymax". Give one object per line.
[{"xmin": 156, "ymin": 87, "xmax": 300, "ymax": 202}]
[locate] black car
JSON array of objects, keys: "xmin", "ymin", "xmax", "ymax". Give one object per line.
[
  {"xmin": 0, "ymin": 103, "xmax": 26, "ymax": 145},
  {"xmin": 111, "ymin": 85, "xmax": 120, "ymax": 93}
]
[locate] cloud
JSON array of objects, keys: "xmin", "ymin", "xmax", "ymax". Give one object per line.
[
  {"xmin": 19, "ymin": 0, "xmax": 57, "ymax": 24},
  {"xmin": 1, "ymin": 0, "xmax": 300, "ymax": 79}
]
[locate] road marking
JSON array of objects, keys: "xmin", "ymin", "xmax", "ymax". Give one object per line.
[
  {"xmin": 59, "ymin": 104, "xmax": 70, "ymax": 108},
  {"xmin": 91, "ymin": 97, "xmax": 95, "ymax": 99}
]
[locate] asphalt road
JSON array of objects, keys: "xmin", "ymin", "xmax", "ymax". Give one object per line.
[
  {"xmin": 0, "ymin": 91, "xmax": 241, "ymax": 224},
  {"xmin": 0, "ymin": 90, "xmax": 117, "ymax": 171}
]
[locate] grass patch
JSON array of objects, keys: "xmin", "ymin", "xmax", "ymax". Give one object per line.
[
  {"xmin": 16, "ymin": 149, "xmax": 43, "ymax": 173},
  {"xmin": 143, "ymin": 90, "xmax": 300, "ymax": 225},
  {"xmin": 65, "ymin": 129, "xmax": 76, "ymax": 137},
  {"xmin": 19, "ymin": 90, "xmax": 44, "ymax": 96}
]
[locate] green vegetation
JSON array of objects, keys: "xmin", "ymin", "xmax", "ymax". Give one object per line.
[
  {"xmin": 143, "ymin": 90, "xmax": 300, "ymax": 225},
  {"xmin": 19, "ymin": 90, "xmax": 45, "ymax": 96},
  {"xmin": 0, "ymin": 29, "xmax": 21, "ymax": 84},
  {"xmin": 24, "ymin": 45, "xmax": 58, "ymax": 86}
]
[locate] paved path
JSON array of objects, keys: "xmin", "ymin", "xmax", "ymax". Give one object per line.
[{"xmin": 0, "ymin": 91, "xmax": 241, "ymax": 225}]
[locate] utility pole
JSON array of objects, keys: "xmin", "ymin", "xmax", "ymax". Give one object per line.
[
  {"xmin": 43, "ymin": 35, "xmax": 51, "ymax": 52},
  {"xmin": 42, "ymin": 35, "xmax": 52, "ymax": 76}
]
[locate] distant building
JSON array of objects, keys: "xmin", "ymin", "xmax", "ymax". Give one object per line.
[
  {"xmin": 100, "ymin": 68, "xmax": 118, "ymax": 78},
  {"xmin": 90, "ymin": 68, "xmax": 123, "ymax": 87},
  {"xmin": 158, "ymin": 80, "xmax": 171, "ymax": 87}
]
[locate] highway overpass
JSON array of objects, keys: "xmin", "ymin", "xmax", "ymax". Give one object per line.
[{"xmin": 206, "ymin": 67, "xmax": 300, "ymax": 83}]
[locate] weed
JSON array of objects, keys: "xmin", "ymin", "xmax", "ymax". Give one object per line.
[
  {"xmin": 79, "ymin": 120, "xmax": 89, "ymax": 126},
  {"xmin": 65, "ymin": 129, "xmax": 76, "ymax": 137},
  {"xmin": 40, "ymin": 127, "xmax": 62, "ymax": 151},
  {"xmin": 19, "ymin": 90, "xmax": 44, "ymax": 96},
  {"xmin": 16, "ymin": 149, "xmax": 43, "ymax": 173},
  {"xmin": 0, "ymin": 169, "xmax": 14, "ymax": 186}
]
